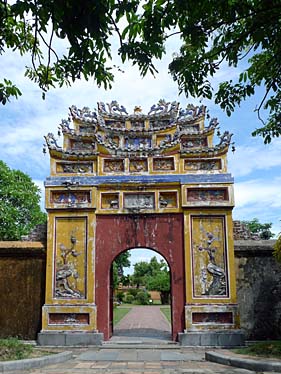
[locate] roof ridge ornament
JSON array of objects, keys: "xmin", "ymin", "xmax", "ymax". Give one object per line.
[
  {"xmin": 178, "ymin": 104, "xmax": 206, "ymax": 122},
  {"xmin": 70, "ymin": 105, "xmax": 98, "ymax": 123}
]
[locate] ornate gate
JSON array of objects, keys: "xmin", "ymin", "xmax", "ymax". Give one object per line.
[{"xmin": 39, "ymin": 100, "xmax": 244, "ymax": 346}]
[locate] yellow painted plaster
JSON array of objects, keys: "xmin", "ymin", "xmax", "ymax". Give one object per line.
[{"xmin": 184, "ymin": 209, "xmax": 237, "ymax": 305}]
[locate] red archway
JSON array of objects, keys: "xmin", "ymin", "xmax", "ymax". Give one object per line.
[{"xmin": 95, "ymin": 213, "xmax": 185, "ymax": 341}]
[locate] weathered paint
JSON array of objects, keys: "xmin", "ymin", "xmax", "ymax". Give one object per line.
[
  {"xmin": 41, "ymin": 102, "xmax": 239, "ymax": 343},
  {"xmin": 95, "ymin": 214, "xmax": 185, "ymax": 341}
]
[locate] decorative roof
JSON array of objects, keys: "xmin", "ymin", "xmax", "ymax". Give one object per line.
[{"xmin": 44, "ymin": 100, "xmax": 233, "ymax": 159}]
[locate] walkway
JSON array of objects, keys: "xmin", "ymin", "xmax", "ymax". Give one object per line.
[
  {"xmin": 10, "ymin": 347, "xmax": 258, "ymax": 374},
  {"xmin": 112, "ymin": 305, "xmax": 171, "ymax": 342}
]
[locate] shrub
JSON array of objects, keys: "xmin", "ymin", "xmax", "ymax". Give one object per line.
[
  {"xmin": 133, "ymin": 290, "xmax": 151, "ymax": 305},
  {"xmin": 124, "ymin": 294, "xmax": 134, "ymax": 304},
  {"xmin": 0, "ymin": 338, "xmax": 33, "ymax": 361},
  {"xmin": 127, "ymin": 288, "xmax": 139, "ymax": 297},
  {"xmin": 116, "ymin": 291, "xmax": 125, "ymax": 302}
]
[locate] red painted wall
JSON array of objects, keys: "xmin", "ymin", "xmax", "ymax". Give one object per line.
[{"xmin": 95, "ymin": 214, "xmax": 185, "ymax": 340}]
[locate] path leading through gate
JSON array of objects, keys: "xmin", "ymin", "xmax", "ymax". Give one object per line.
[{"xmin": 111, "ymin": 305, "xmax": 172, "ymax": 343}]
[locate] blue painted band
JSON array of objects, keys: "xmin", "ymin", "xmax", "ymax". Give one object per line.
[{"xmin": 45, "ymin": 173, "xmax": 234, "ymax": 186}]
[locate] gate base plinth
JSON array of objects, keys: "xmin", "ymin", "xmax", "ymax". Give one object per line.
[
  {"xmin": 178, "ymin": 330, "xmax": 245, "ymax": 347},
  {"xmin": 37, "ymin": 332, "xmax": 104, "ymax": 346}
]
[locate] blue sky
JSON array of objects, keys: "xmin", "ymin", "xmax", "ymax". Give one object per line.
[{"xmin": 1, "ymin": 34, "xmax": 280, "ymax": 271}]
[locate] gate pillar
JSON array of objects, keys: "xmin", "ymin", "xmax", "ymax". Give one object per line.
[{"xmin": 39, "ymin": 100, "xmax": 244, "ymax": 346}]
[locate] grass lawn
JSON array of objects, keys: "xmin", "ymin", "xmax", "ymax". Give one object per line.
[
  {"xmin": 234, "ymin": 341, "xmax": 281, "ymax": 359},
  {"xmin": 160, "ymin": 306, "xmax": 171, "ymax": 323},
  {"xmin": 113, "ymin": 307, "xmax": 132, "ymax": 325}
]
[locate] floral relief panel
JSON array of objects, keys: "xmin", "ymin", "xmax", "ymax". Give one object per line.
[
  {"xmin": 191, "ymin": 216, "xmax": 229, "ymax": 298},
  {"xmin": 54, "ymin": 217, "xmax": 87, "ymax": 299}
]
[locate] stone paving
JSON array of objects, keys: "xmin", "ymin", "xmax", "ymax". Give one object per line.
[
  {"xmin": 8, "ymin": 347, "xmax": 258, "ymax": 374},
  {"xmin": 5, "ymin": 306, "xmax": 276, "ymax": 374},
  {"xmin": 111, "ymin": 305, "xmax": 171, "ymax": 342},
  {"xmin": 114, "ymin": 306, "xmax": 171, "ymax": 332}
]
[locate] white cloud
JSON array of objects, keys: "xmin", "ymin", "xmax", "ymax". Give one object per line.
[
  {"xmin": 229, "ymin": 140, "xmax": 281, "ymax": 177},
  {"xmin": 233, "ymin": 178, "xmax": 281, "ymax": 234}
]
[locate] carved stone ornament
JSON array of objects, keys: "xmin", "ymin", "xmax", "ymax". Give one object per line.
[
  {"xmin": 98, "ymin": 101, "xmax": 128, "ymax": 115},
  {"xmin": 178, "ymin": 104, "xmax": 206, "ymax": 121},
  {"xmin": 185, "ymin": 160, "xmax": 221, "ymax": 171},
  {"xmin": 148, "ymin": 99, "xmax": 179, "ymax": 116},
  {"xmin": 104, "ymin": 159, "xmax": 124, "ymax": 172},
  {"xmin": 197, "ymin": 231, "xmax": 227, "ymax": 296},
  {"xmin": 55, "ymin": 233, "xmax": 84, "ymax": 299},
  {"xmin": 51, "ymin": 191, "xmax": 91, "ymax": 205},
  {"xmin": 124, "ymin": 193, "xmax": 154, "ymax": 209},
  {"xmin": 153, "ymin": 158, "xmax": 174, "ymax": 171},
  {"xmin": 58, "ymin": 163, "xmax": 93, "ymax": 174},
  {"xmin": 187, "ymin": 189, "xmax": 227, "ymax": 202},
  {"xmin": 129, "ymin": 159, "xmax": 148, "ymax": 172},
  {"xmin": 70, "ymin": 105, "xmax": 98, "ymax": 123},
  {"xmin": 181, "ymin": 137, "xmax": 207, "ymax": 149}
]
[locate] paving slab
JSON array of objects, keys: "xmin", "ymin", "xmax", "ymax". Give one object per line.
[
  {"xmin": 2, "ymin": 346, "xmax": 278, "ymax": 373},
  {"xmin": 137, "ymin": 350, "xmax": 161, "ymax": 361},
  {"xmin": 78, "ymin": 350, "xmax": 119, "ymax": 361}
]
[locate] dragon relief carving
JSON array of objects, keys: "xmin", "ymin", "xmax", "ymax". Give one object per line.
[
  {"xmin": 178, "ymin": 104, "xmax": 206, "ymax": 120},
  {"xmin": 98, "ymin": 101, "xmax": 128, "ymax": 115},
  {"xmin": 44, "ymin": 133, "xmax": 62, "ymax": 150},
  {"xmin": 55, "ymin": 232, "xmax": 84, "ymax": 299},
  {"xmin": 70, "ymin": 105, "xmax": 98, "ymax": 123},
  {"xmin": 148, "ymin": 99, "xmax": 179, "ymax": 116}
]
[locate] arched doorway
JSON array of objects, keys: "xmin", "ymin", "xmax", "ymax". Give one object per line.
[
  {"xmin": 111, "ymin": 248, "xmax": 172, "ymax": 341},
  {"xmin": 95, "ymin": 214, "xmax": 185, "ymax": 341}
]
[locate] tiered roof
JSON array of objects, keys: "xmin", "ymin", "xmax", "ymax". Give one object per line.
[{"xmin": 44, "ymin": 99, "xmax": 233, "ymax": 161}]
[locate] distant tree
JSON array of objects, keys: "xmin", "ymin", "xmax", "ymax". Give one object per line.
[
  {"xmin": 1, "ymin": 1, "xmax": 280, "ymax": 142},
  {"xmin": 0, "ymin": 161, "xmax": 46, "ymax": 240},
  {"xmin": 146, "ymin": 270, "xmax": 170, "ymax": 304},
  {"xmin": 132, "ymin": 256, "xmax": 170, "ymax": 303},
  {"xmin": 242, "ymin": 218, "xmax": 274, "ymax": 240},
  {"xmin": 112, "ymin": 252, "xmax": 131, "ymax": 290},
  {"xmin": 132, "ymin": 261, "xmax": 151, "ymax": 288},
  {"xmin": 114, "ymin": 252, "xmax": 131, "ymax": 276}
]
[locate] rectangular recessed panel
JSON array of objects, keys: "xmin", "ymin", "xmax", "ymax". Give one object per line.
[
  {"xmin": 56, "ymin": 162, "xmax": 94, "ymax": 174},
  {"xmin": 49, "ymin": 313, "xmax": 89, "ymax": 325},
  {"xmin": 103, "ymin": 159, "xmax": 124, "ymax": 172},
  {"xmin": 129, "ymin": 159, "xmax": 148, "ymax": 173},
  {"xmin": 192, "ymin": 312, "xmax": 233, "ymax": 324},
  {"xmin": 124, "ymin": 193, "xmax": 155, "ymax": 209},
  {"xmin": 101, "ymin": 193, "xmax": 119, "ymax": 209},
  {"xmin": 187, "ymin": 188, "xmax": 228, "ymax": 202},
  {"xmin": 184, "ymin": 159, "xmax": 221, "ymax": 171},
  {"xmin": 191, "ymin": 215, "xmax": 229, "ymax": 298},
  {"xmin": 54, "ymin": 217, "xmax": 87, "ymax": 299},
  {"xmin": 159, "ymin": 192, "xmax": 178, "ymax": 208},
  {"xmin": 51, "ymin": 191, "xmax": 91, "ymax": 204},
  {"xmin": 153, "ymin": 157, "xmax": 175, "ymax": 171},
  {"xmin": 181, "ymin": 137, "xmax": 207, "ymax": 148}
]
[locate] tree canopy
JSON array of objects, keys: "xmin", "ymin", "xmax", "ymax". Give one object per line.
[
  {"xmin": 0, "ymin": 161, "xmax": 46, "ymax": 240},
  {"xmin": 132, "ymin": 256, "xmax": 170, "ymax": 304},
  {"xmin": 112, "ymin": 251, "xmax": 131, "ymax": 289},
  {"xmin": 1, "ymin": 0, "xmax": 280, "ymax": 142},
  {"xmin": 242, "ymin": 218, "xmax": 275, "ymax": 240}
]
